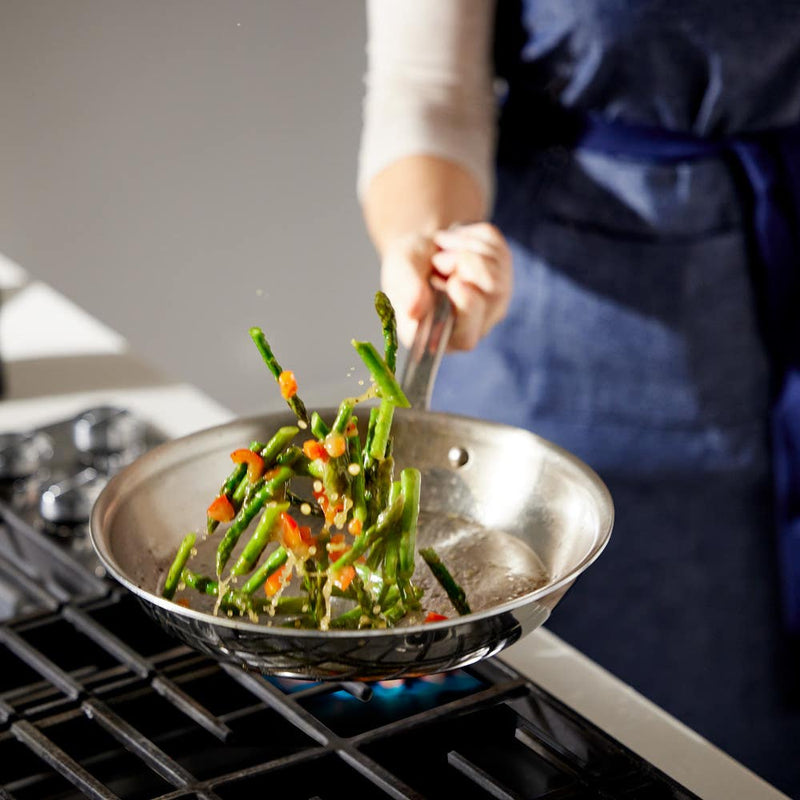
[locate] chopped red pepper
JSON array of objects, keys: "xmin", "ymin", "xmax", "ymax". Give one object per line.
[
  {"xmin": 303, "ymin": 439, "xmax": 328, "ymax": 462},
  {"xmin": 279, "ymin": 511, "xmax": 316, "ymax": 556},
  {"xmin": 262, "ymin": 467, "xmax": 283, "ymax": 482},
  {"xmin": 347, "ymin": 517, "xmax": 363, "ymax": 537},
  {"xmin": 278, "ymin": 370, "xmax": 298, "ymax": 400},
  {"xmin": 264, "ymin": 563, "xmax": 292, "ymax": 597},
  {"xmin": 230, "ymin": 448, "xmax": 265, "ymax": 482},
  {"xmin": 327, "ymin": 532, "xmax": 350, "ymax": 561},
  {"xmin": 331, "ymin": 563, "xmax": 356, "ymax": 592},
  {"xmin": 424, "ymin": 612, "xmax": 448, "ymax": 623},
  {"xmin": 207, "ymin": 494, "xmax": 235, "ymax": 523}
]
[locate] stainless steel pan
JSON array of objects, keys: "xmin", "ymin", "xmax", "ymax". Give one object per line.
[{"xmin": 90, "ymin": 292, "xmax": 614, "ymax": 681}]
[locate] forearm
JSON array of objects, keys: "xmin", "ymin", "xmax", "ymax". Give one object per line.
[
  {"xmin": 357, "ymin": 0, "xmax": 496, "ymax": 255},
  {"xmin": 362, "ymin": 154, "xmax": 487, "ymax": 256}
]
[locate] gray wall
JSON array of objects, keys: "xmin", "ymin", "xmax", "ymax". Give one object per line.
[{"xmin": 0, "ymin": 1, "xmax": 380, "ymax": 416}]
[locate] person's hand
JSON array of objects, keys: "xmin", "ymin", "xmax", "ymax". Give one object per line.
[{"xmin": 380, "ymin": 222, "xmax": 512, "ymax": 351}]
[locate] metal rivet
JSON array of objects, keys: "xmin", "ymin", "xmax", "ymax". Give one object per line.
[{"xmin": 447, "ymin": 446, "xmax": 469, "ymax": 468}]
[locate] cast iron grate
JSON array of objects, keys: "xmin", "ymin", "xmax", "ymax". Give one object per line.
[
  {"xmin": 0, "ymin": 571, "xmax": 700, "ymax": 798},
  {"xmin": 0, "ymin": 412, "xmax": 701, "ymax": 800}
]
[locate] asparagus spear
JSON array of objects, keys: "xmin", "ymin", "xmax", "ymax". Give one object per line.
[
  {"xmin": 207, "ymin": 440, "xmax": 263, "ymax": 534},
  {"xmin": 330, "ymin": 491, "xmax": 404, "ymax": 571},
  {"xmin": 239, "ymin": 546, "xmax": 289, "ymax": 595},
  {"xmin": 398, "ymin": 468, "xmax": 421, "ymax": 581},
  {"xmin": 368, "ymin": 400, "xmax": 395, "ymax": 462},
  {"xmin": 419, "ymin": 547, "xmax": 472, "ymax": 615},
  {"xmin": 181, "ymin": 568, "xmax": 306, "ymax": 617},
  {"xmin": 162, "ymin": 533, "xmax": 196, "ymax": 599},
  {"xmin": 310, "ymin": 411, "xmax": 330, "ymax": 439},
  {"xmin": 216, "ymin": 466, "xmax": 293, "ymax": 575},
  {"xmin": 229, "ymin": 501, "xmax": 289, "ymax": 577},
  {"xmin": 351, "ymin": 340, "xmax": 410, "ymax": 408},
  {"xmin": 249, "ymin": 327, "xmax": 310, "ymax": 424},
  {"xmin": 346, "ymin": 417, "xmax": 367, "ymax": 527},
  {"xmin": 375, "ymin": 290, "xmax": 398, "ymax": 374}
]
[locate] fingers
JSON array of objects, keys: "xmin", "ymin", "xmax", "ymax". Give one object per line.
[
  {"xmin": 380, "ymin": 233, "xmax": 438, "ymax": 347},
  {"xmin": 432, "ymin": 223, "xmax": 512, "ymax": 349},
  {"xmin": 379, "ymin": 223, "xmax": 513, "ymax": 353}
]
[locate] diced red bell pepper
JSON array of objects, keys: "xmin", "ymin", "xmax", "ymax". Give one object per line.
[
  {"xmin": 424, "ymin": 612, "xmax": 448, "ymax": 623},
  {"xmin": 303, "ymin": 439, "xmax": 328, "ymax": 462},
  {"xmin": 278, "ymin": 370, "xmax": 298, "ymax": 400},
  {"xmin": 264, "ymin": 563, "xmax": 292, "ymax": 597},
  {"xmin": 327, "ymin": 532, "xmax": 350, "ymax": 561},
  {"xmin": 331, "ymin": 563, "xmax": 356, "ymax": 592},
  {"xmin": 207, "ymin": 494, "xmax": 235, "ymax": 523},
  {"xmin": 279, "ymin": 511, "xmax": 316, "ymax": 556},
  {"xmin": 230, "ymin": 448, "xmax": 265, "ymax": 482}
]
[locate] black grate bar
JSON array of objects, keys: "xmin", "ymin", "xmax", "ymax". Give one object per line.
[
  {"xmin": 447, "ymin": 750, "xmax": 522, "ymax": 800},
  {"xmin": 82, "ymin": 697, "xmax": 197, "ymax": 788},
  {"xmin": 62, "ymin": 606, "xmax": 150, "ymax": 678},
  {"xmin": 0, "ymin": 696, "xmax": 16, "ymax": 723},
  {"xmin": 350, "ymin": 677, "xmax": 529, "ymax": 746},
  {"xmin": 0, "ymin": 626, "xmax": 83, "ymax": 700},
  {"xmin": 212, "ymin": 669, "xmax": 424, "ymax": 800},
  {"xmin": 0, "ymin": 557, "xmax": 60, "ymax": 612},
  {"xmin": 515, "ymin": 720, "xmax": 587, "ymax": 779},
  {"xmin": 62, "ymin": 604, "xmax": 233, "ymax": 741},
  {"xmin": 0, "ymin": 503, "xmax": 107, "ymax": 596},
  {"xmin": 220, "ymin": 664, "xmax": 332, "ymax": 745},
  {"xmin": 150, "ymin": 675, "xmax": 233, "ymax": 742},
  {"xmin": 338, "ymin": 750, "xmax": 426, "ymax": 800},
  {"xmin": 11, "ymin": 719, "xmax": 121, "ymax": 800}
]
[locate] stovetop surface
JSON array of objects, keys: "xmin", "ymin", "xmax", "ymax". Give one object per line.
[{"xmin": 0, "ymin": 409, "xmax": 699, "ymax": 800}]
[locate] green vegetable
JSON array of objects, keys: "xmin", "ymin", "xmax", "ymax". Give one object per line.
[
  {"xmin": 351, "ymin": 340, "xmax": 410, "ymax": 408},
  {"xmin": 162, "ymin": 533, "xmax": 196, "ymax": 599},
  {"xmin": 375, "ymin": 290, "xmax": 398, "ymax": 374},
  {"xmin": 249, "ymin": 327, "xmax": 309, "ymax": 424},
  {"xmin": 162, "ymin": 292, "xmax": 474, "ymax": 630},
  {"xmin": 420, "ymin": 547, "xmax": 471, "ymax": 616},
  {"xmin": 216, "ymin": 466, "xmax": 293, "ymax": 575}
]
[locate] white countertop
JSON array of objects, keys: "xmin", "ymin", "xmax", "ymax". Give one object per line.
[{"xmin": 0, "ymin": 252, "xmax": 788, "ymax": 800}]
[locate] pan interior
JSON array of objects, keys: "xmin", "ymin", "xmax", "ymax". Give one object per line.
[{"xmin": 92, "ymin": 407, "xmax": 613, "ymax": 629}]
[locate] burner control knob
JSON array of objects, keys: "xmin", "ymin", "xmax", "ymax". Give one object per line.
[
  {"xmin": 39, "ymin": 467, "xmax": 106, "ymax": 525},
  {"xmin": 0, "ymin": 431, "xmax": 54, "ymax": 480},
  {"xmin": 73, "ymin": 406, "xmax": 146, "ymax": 456}
]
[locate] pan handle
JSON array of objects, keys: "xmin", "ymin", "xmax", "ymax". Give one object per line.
[{"xmin": 399, "ymin": 286, "xmax": 454, "ymax": 410}]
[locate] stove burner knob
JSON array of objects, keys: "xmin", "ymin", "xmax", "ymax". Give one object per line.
[
  {"xmin": 0, "ymin": 431, "xmax": 54, "ymax": 480},
  {"xmin": 73, "ymin": 406, "xmax": 146, "ymax": 456},
  {"xmin": 39, "ymin": 467, "xmax": 105, "ymax": 525}
]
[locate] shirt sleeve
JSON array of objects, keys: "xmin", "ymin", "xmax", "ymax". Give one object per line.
[{"xmin": 357, "ymin": 0, "xmax": 498, "ymax": 204}]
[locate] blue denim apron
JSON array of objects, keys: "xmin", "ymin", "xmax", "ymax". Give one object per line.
[{"xmin": 430, "ymin": 3, "xmax": 800, "ymax": 793}]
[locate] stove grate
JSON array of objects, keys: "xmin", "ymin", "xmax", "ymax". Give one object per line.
[
  {"xmin": 0, "ymin": 411, "xmax": 701, "ymax": 800},
  {"xmin": 1, "ymin": 590, "xmax": 701, "ymax": 799}
]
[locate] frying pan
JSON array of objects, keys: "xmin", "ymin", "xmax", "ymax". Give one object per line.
[{"xmin": 90, "ymin": 291, "xmax": 614, "ymax": 681}]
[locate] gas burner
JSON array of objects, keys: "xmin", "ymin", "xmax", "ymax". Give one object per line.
[
  {"xmin": 72, "ymin": 405, "xmax": 148, "ymax": 471},
  {"xmin": 38, "ymin": 467, "xmax": 105, "ymax": 527},
  {"xmin": 0, "ymin": 430, "xmax": 53, "ymax": 481}
]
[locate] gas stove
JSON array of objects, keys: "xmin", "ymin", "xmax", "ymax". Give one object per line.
[{"xmin": 0, "ymin": 407, "xmax": 700, "ymax": 799}]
